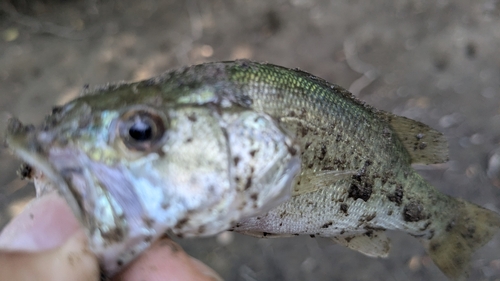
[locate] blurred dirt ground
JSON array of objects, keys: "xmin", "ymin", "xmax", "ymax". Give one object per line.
[{"xmin": 1, "ymin": 0, "xmax": 500, "ymax": 280}]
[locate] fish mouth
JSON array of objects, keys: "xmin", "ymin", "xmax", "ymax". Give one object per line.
[
  {"xmin": 5, "ymin": 117, "xmax": 84, "ymax": 224},
  {"xmin": 5, "ymin": 117, "xmax": 153, "ymax": 275}
]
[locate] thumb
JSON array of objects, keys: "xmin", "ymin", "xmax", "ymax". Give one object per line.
[
  {"xmin": 0, "ymin": 193, "xmax": 99, "ymax": 281},
  {"xmin": 0, "ymin": 192, "xmax": 80, "ymax": 252}
]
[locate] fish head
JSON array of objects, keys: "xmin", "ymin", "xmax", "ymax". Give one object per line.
[{"xmin": 4, "ymin": 83, "xmax": 301, "ymax": 275}]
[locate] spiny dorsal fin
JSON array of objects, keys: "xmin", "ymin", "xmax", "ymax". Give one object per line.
[
  {"xmin": 331, "ymin": 231, "xmax": 391, "ymax": 258},
  {"xmin": 292, "ymin": 170, "xmax": 355, "ymax": 196},
  {"xmin": 377, "ymin": 111, "xmax": 449, "ymax": 164}
]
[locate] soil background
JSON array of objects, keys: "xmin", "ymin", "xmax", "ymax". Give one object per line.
[{"xmin": 1, "ymin": 0, "xmax": 500, "ymax": 280}]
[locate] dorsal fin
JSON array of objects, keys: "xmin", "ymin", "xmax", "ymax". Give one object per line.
[{"xmin": 377, "ymin": 111, "xmax": 449, "ymax": 164}]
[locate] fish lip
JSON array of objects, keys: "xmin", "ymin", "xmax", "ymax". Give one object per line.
[{"xmin": 4, "ymin": 118, "xmax": 84, "ymax": 224}]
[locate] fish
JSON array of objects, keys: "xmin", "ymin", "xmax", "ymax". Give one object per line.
[{"xmin": 4, "ymin": 60, "xmax": 500, "ymax": 280}]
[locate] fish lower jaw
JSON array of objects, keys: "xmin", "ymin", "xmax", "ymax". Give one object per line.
[{"xmin": 91, "ymin": 228, "xmax": 155, "ymax": 276}]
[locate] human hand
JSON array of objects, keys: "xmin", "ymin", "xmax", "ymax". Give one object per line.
[{"xmin": 0, "ymin": 192, "xmax": 222, "ymax": 281}]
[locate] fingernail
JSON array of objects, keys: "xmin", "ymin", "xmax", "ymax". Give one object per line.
[{"xmin": 0, "ymin": 192, "xmax": 81, "ymax": 252}]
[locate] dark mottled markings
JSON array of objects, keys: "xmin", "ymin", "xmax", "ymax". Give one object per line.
[
  {"xmin": 250, "ymin": 149, "xmax": 257, "ymax": 157},
  {"xmin": 299, "ymin": 108, "xmax": 307, "ymax": 119},
  {"xmin": 143, "ymin": 217, "xmax": 155, "ymax": 228},
  {"xmin": 322, "ymin": 221, "xmax": 333, "ymax": 228},
  {"xmin": 446, "ymin": 219, "xmax": 456, "ymax": 231},
  {"xmin": 245, "ymin": 177, "xmax": 252, "ymax": 190},
  {"xmin": 348, "ymin": 182, "xmax": 372, "ymax": 202},
  {"xmin": 299, "ymin": 125, "xmax": 308, "ymax": 137},
  {"xmin": 420, "ymin": 221, "xmax": 432, "ymax": 231},
  {"xmin": 403, "ymin": 201, "xmax": 425, "ymax": 222},
  {"xmin": 280, "ymin": 211, "xmax": 287, "ymax": 218},
  {"xmin": 287, "ymin": 145, "xmax": 297, "ymax": 156},
  {"xmin": 186, "ymin": 137, "xmax": 193, "ymax": 143},
  {"xmin": 348, "ymin": 161, "xmax": 373, "ymax": 201},
  {"xmin": 100, "ymin": 227, "xmax": 125, "ymax": 242},
  {"xmin": 304, "ymin": 141, "xmax": 312, "ymax": 150},
  {"xmin": 263, "ymin": 232, "xmax": 270, "ymax": 237},
  {"xmin": 428, "ymin": 229, "xmax": 435, "ymax": 239},
  {"xmin": 465, "ymin": 225, "xmax": 476, "ymax": 238},
  {"xmin": 117, "ymin": 259, "xmax": 124, "ymax": 266},
  {"xmin": 187, "ymin": 113, "xmax": 197, "ymax": 122},
  {"xmin": 310, "ymin": 234, "xmax": 316, "ymax": 238},
  {"xmin": 52, "ymin": 105, "xmax": 64, "ymax": 114},
  {"xmin": 251, "ymin": 193, "xmax": 258, "ymax": 201},
  {"xmin": 430, "ymin": 241, "xmax": 440, "ymax": 252},
  {"xmin": 365, "ymin": 213, "xmax": 376, "ymax": 222},
  {"xmin": 198, "ymin": 225, "xmax": 206, "ymax": 234},
  {"xmin": 387, "ymin": 185, "xmax": 404, "ymax": 206},
  {"xmin": 233, "ymin": 156, "xmax": 240, "ymax": 166},
  {"xmin": 364, "ymin": 225, "xmax": 385, "ymax": 232},
  {"xmin": 175, "ymin": 217, "xmax": 189, "ymax": 229},
  {"xmin": 340, "ymin": 203, "xmax": 349, "ymax": 214},
  {"xmin": 17, "ymin": 163, "xmax": 33, "ymax": 180},
  {"xmin": 318, "ymin": 144, "xmax": 327, "ymax": 160}
]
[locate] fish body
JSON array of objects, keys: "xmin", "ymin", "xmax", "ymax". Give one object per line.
[{"xmin": 4, "ymin": 60, "xmax": 500, "ymax": 279}]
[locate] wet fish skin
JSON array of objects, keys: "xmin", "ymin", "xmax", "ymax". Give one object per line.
[{"xmin": 4, "ymin": 60, "xmax": 500, "ymax": 280}]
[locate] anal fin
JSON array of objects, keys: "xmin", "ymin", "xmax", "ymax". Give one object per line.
[{"xmin": 332, "ymin": 231, "xmax": 391, "ymax": 258}]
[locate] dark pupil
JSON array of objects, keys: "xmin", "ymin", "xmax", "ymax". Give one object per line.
[{"xmin": 129, "ymin": 120, "xmax": 152, "ymax": 141}]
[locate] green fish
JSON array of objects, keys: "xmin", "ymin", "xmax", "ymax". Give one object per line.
[{"xmin": 4, "ymin": 60, "xmax": 499, "ymax": 280}]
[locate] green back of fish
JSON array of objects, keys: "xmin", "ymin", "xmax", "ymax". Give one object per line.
[{"xmin": 224, "ymin": 61, "xmax": 447, "ymax": 166}]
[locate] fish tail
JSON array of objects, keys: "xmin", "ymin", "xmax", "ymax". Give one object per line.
[{"xmin": 423, "ymin": 198, "xmax": 500, "ymax": 280}]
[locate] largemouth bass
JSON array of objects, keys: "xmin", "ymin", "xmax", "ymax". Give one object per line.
[{"xmin": 4, "ymin": 60, "xmax": 499, "ymax": 280}]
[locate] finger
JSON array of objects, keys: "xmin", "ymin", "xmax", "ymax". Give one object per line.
[
  {"xmin": 113, "ymin": 237, "xmax": 223, "ymax": 281},
  {"xmin": 0, "ymin": 193, "xmax": 100, "ymax": 281},
  {"xmin": 0, "ymin": 231, "xmax": 99, "ymax": 281},
  {"xmin": 0, "ymin": 192, "xmax": 81, "ymax": 251}
]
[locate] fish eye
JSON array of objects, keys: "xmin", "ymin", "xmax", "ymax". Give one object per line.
[
  {"xmin": 118, "ymin": 109, "xmax": 167, "ymax": 151},
  {"xmin": 129, "ymin": 118, "xmax": 153, "ymax": 141}
]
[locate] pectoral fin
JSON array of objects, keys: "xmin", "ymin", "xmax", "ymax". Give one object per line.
[
  {"xmin": 292, "ymin": 170, "xmax": 355, "ymax": 196},
  {"xmin": 332, "ymin": 231, "xmax": 391, "ymax": 258}
]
